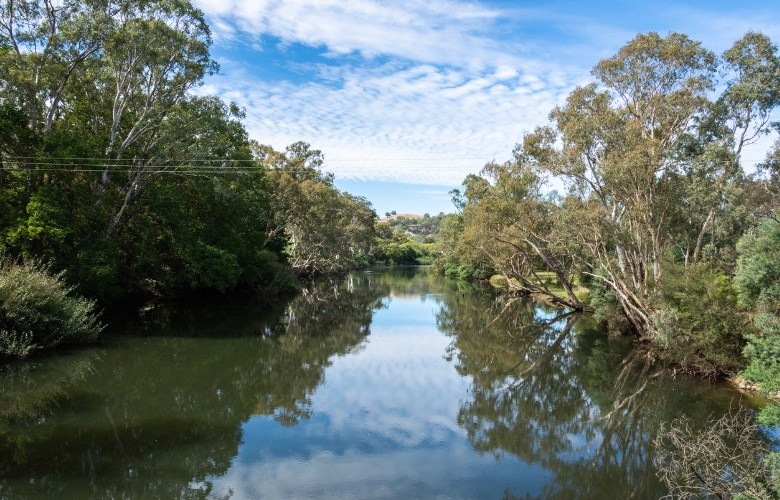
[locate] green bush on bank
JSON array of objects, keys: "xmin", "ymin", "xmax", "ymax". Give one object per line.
[
  {"xmin": 442, "ymin": 263, "xmax": 493, "ymax": 281},
  {"xmin": 586, "ymin": 263, "xmax": 749, "ymax": 377},
  {"xmin": 431, "ymin": 253, "xmax": 494, "ymax": 281},
  {"xmin": 373, "ymin": 239, "xmax": 435, "ymax": 266},
  {"xmin": 586, "ymin": 272, "xmax": 634, "ymax": 334},
  {"xmin": 736, "ymin": 218, "xmax": 780, "ymax": 425},
  {"xmin": 0, "ymin": 260, "xmax": 103, "ymax": 358},
  {"xmin": 648, "ymin": 263, "xmax": 749, "ymax": 377}
]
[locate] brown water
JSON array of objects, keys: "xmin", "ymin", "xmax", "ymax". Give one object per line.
[{"xmin": 0, "ymin": 268, "xmax": 755, "ymax": 499}]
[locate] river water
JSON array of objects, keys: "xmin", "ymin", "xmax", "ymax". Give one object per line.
[{"xmin": 0, "ymin": 268, "xmax": 756, "ymax": 499}]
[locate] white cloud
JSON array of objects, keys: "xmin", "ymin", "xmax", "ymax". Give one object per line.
[
  {"xmin": 188, "ymin": 1, "xmax": 598, "ymax": 183},
  {"xmin": 191, "ymin": 1, "xmax": 780, "ymax": 185},
  {"xmin": 198, "ymin": 60, "xmax": 573, "ymax": 184},
  {"xmin": 194, "ymin": 0, "xmax": 529, "ymax": 69}
]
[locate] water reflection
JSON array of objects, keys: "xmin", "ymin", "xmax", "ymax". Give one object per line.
[
  {"xmin": 0, "ymin": 269, "xmax": 753, "ymax": 499},
  {"xmin": 437, "ymin": 290, "xmax": 750, "ymax": 499},
  {"xmin": 0, "ymin": 275, "xmax": 385, "ymax": 499}
]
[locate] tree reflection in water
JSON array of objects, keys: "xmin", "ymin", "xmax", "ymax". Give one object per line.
[
  {"xmin": 0, "ymin": 269, "xmax": 753, "ymax": 499},
  {"xmin": 0, "ymin": 274, "xmax": 386, "ymax": 499},
  {"xmin": 437, "ymin": 289, "xmax": 748, "ymax": 499}
]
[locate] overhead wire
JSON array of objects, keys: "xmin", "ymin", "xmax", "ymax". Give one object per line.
[
  {"xmin": 0, "ymin": 156, "xmax": 499, "ymax": 175},
  {"xmin": 0, "ymin": 153, "xmax": 774, "ymax": 176},
  {"xmin": 3, "ymin": 156, "xmax": 490, "ymax": 162}
]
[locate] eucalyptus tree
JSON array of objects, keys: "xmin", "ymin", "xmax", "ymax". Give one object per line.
[
  {"xmin": 0, "ymin": 0, "xmax": 296, "ymax": 297},
  {"xmin": 95, "ymin": 0, "xmax": 216, "ymax": 235},
  {"xmin": 673, "ymin": 31, "xmax": 780, "ymax": 265},
  {"xmin": 112, "ymin": 97, "xmax": 282, "ymax": 295},
  {"xmin": 528, "ymin": 33, "xmax": 717, "ymax": 331},
  {"xmin": 0, "ymin": 0, "xmax": 218, "ymax": 236},
  {"xmin": 454, "ymin": 147, "xmax": 587, "ymax": 310},
  {"xmin": 519, "ymin": 31, "xmax": 780, "ymax": 333},
  {"xmin": 254, "ymin": 141, "xmax": 377, "ymax": 276},
  {"xmin": 735, "ymin": 215, "xmax": 780, "ymax": 425},
  {"xmin": 0, "ymin": 0, "xmax": 110, "ymax": 134},
  {"xmin": 756, "ymin": 140, "xmax": 780, "ymax": 215}
]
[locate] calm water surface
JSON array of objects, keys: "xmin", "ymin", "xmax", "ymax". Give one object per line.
[{"xmin": 0, "ymin": 268, "xmax": 755, "ymax": 499}]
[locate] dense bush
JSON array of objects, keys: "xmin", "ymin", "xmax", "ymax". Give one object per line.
[
  {"xmin": 375, "ymin": 240, "xmax": 434, "ymax": 265},
  {"xmin": 0, "ymin": 260, "xmax": 103, "ymax": 358},
  {"xmin": 589, "ymin": 262, "xmax": 749, "ymax": 376},
  {"xmin": 736, "ymin": 218, "xmax": 780, "ymax": 424},
  {"xmin": 586, "ymin": 273, "xmax": 634, "ymax": 335},
  {"xmin": 372, "ymin": 222, "xmax": 436, "ymax": 266},
  {"xmin": 442, "ymin": 262, "xmax": 493, "ymax": 281},
  {"xmin": 648, "ymin": 263, "xmax": 748, "ymax": 377}
]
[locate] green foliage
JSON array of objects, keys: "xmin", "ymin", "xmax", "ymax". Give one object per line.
[
  {"xmin": 240, "ymin": 249, "xmax": 299, "ymax": 294},
  {"xmin": 0, "ymin": 260, "xmax": 103, "ymax": 358},
  {"xmin": 373, "ymin": 224, "xmax": 435, "ymax": 265},
  {"xmin": 258, "ymin": 142, "xmax": 377, "ymax": 276},
  {"xmin": 434, "ymin": 30, "xmax": 780, "ymax": 377},
  {"xmin": 379, "ymin": 241, "xmax": 419, "ymax": 264},
  {"xmin": 756, "ymin": 404, "xmax": 780, "ymax": 426},
  {"xmin": 736, "ymin": 218, "xmax": 780, "ymax": 308},
  {"xmin": 741, "ymin": 313, "xmax": 780, "ymax": 393},
  {"xmin": 587, "ymin": 273, "xmax": 633, "ymax": 334},
  {"xmin": 434, "ymin": 154, "xmax": 590, "ymax": 308},
  {"xmin": 0, "ymin": 0, "xmax": 323, "ymax": 305},
  {"xmin": 432, "ymin": 251, "xmax": 494, "ymax": 281},
  {"xmin": 70, "ymin": 241, "xmax": 122, "ymax": 300},
  {"xmin": 184, "ymin": 242, "xmax": 241, "ymax": 293},
  {"xmin": 736, "ymin": 217, "xmax": 780, "ymax": 423},
  {"xmin": 6, "ymin": 185, "xmax": 76, "ymax": 263},
  {"xmin": 649, "ymin": 263, "xmax": 749, "ymax": 376},
  {"xmin": 768, "ymin": 453, "xmax": 780, "ymax": 494},
  {"xmin": 441, "ymin": 262, "xmax": 493, "ymax": 281}
]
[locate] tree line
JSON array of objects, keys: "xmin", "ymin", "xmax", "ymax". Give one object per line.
[
  {"xmin": 434, "ymin": 31, "xmax": 780, "ymax": 424},
  {"xmin": 0, "ymin": 0, "xmax": 378, "ymax": 304},
  {"xmin": 0, "ymin": 0, "xmax": 385, "ymax": 357}
]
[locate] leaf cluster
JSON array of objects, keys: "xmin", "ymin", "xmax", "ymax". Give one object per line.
[{"xmin": 0, "ymin": 259, "xmax": 103, "ymax": 358}]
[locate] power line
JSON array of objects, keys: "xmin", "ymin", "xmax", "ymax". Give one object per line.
[
  {"xmin": 1, "ymin": 154, "xmax": 774, "ymax": 176},
  {"xmin": 0, "ymin": 164, "xmax": 763, "ymax": 173},
  {"xmin": 0, "ymin": 163, "xmax": 488, "ymax": 173},
  {"xmin": 0, "ymin": 167, "xmax": 483, "ymax": 174},
  {"xmin": 3, "ymin": 156, "xmax": 492, "ymax": 163},
  {"xmin": 3, "ymin": 150, "xmax": 773, "ymax": 165}
]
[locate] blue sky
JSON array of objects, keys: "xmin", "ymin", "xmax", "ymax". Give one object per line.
[{"xmin": 191, "ymin": 0, "xmax": 780, "ymax": 216}]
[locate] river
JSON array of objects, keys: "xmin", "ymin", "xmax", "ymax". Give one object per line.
[{"xmin": 0, "ymin": 268, "xmax": 756, "ymax": 498}]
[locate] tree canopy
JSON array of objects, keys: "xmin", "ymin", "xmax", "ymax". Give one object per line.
[
  {"xmin": 0, "ymin": 0, "xmax": 378, "ymax": 304},
  {"xmin": 436, "ymin": 30, "xmax": 780, "ymax": 377}
]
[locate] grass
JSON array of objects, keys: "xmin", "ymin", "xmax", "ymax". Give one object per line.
[{"xmin": 490, "ymin": 271, "xmax": 590, "ymax": 304}]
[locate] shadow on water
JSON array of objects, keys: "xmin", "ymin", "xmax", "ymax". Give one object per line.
[{"xmin": 0, "ymin": 274, "xmax": 387, "ymax": 499}]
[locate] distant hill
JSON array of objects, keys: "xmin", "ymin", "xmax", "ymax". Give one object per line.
[{"xmin": 379, "ymin": 213, "xmax": 423, "ymax": 222}]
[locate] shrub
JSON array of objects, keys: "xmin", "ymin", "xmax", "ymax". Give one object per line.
[
  {"xmin": 241, "ymin": 249, "xmax": 299, "ymax": 294},
  {"xmin": 650, "ymin": 263, "xmax": 749, "ymax": 376},
  {"xmin": 742, "ymin": 312, "xmax": 780, "ymax": 394},
  {"xmin": 0, "ymin": 259, "xmax": 103, "ymax": 358},
  {"xmin": 441, "ymin": 263, "xmax": 492, "ymax": 281},
  {"xmin": 736, "ymin": 217, "xmax": 780, "ymax": 424},
  {"xmin": 587, "ymin": 272, "xmax": 633, "ymax": 334}
]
